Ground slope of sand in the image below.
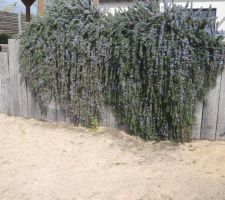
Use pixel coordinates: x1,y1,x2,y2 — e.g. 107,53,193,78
0,113,225,200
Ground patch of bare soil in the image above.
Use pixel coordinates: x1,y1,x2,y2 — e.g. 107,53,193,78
0,113,225,200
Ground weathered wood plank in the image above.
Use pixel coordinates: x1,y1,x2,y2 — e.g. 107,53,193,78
192,102,203,140
19,75,29,118
215,70,225,141
201,74,222,140
0,52,10,114
56,101,66,122
27,89,43,119
8,40,20,116
8,39,28,117
0,53,6,113
46,100,57,121
100,106,117,128
26,86,42,119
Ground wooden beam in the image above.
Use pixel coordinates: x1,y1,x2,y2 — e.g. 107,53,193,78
25,6,31,22
38,0,46,16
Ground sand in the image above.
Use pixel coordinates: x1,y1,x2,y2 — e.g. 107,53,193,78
0,113,225,200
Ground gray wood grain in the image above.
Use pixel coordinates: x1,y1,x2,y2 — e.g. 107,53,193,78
192,102,203,140
215,70,225,141
46,100,57,121
0,52,10,114
27,87,42,119
8,39,20,116
201,74,222,140
8,39,28,117
56,101,66,122
100,106,117,128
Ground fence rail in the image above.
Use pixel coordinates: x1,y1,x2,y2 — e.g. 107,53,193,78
0,39,224,141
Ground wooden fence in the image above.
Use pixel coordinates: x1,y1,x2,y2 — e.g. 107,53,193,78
0,39,225,141
0,40,117,127
0,11,26,34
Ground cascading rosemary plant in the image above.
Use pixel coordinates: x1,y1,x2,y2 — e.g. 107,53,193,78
19,0,225,142
20,0,107,125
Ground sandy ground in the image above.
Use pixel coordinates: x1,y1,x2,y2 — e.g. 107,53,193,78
0,114,225,200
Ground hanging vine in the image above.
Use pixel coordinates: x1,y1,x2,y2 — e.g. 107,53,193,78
20,0,225,141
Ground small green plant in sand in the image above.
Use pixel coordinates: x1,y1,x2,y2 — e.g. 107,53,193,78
90,116,99,132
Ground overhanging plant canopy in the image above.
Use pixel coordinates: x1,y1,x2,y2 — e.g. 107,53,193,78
19,0,225,141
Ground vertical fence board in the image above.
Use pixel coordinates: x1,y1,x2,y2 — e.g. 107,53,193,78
201,74,222,140
192,102,203,140
65,108,71,123
0,52,10,114
0,53,5,112
46,100,57,121
8,39,28,117
100,106,117,128
100,106,110,127
215,70,225,141
8,40,20,116
27,88,42,119
19,75,29,118
56,102,66,122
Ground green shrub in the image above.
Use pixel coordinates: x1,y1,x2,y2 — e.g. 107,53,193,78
19,0,225,142
90,116,99,131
